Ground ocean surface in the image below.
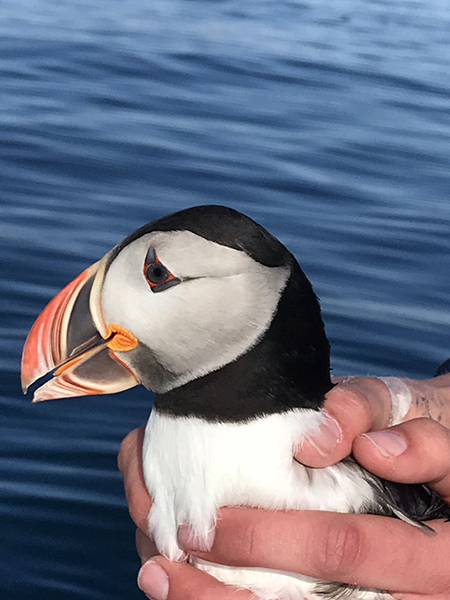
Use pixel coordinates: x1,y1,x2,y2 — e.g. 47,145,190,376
1,0,450,598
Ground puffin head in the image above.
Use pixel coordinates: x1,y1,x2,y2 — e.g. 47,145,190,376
22,206,332,418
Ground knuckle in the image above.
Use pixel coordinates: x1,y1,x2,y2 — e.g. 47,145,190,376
316,519,367,580
327,386,372,433
334,377,391,431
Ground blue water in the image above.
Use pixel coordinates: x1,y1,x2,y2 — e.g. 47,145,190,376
1,0,450,598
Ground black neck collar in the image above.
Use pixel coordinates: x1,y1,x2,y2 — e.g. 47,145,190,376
155,262,333,423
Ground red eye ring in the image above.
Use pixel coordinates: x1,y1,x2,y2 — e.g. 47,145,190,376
143,252,180,292
146,261,170,286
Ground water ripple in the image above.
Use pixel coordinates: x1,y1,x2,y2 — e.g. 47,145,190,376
1,0,450,598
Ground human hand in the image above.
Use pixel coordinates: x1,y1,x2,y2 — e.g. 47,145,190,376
297,374,450,468
118,376,450,600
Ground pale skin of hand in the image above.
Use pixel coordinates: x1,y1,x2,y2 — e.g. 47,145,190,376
118,375,450,600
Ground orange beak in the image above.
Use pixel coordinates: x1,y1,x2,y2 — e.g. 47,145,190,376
21,256,139,403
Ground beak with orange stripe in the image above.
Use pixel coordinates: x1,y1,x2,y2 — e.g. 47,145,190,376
21,255,140,403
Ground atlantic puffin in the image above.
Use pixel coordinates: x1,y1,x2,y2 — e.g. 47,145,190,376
21,205,450,600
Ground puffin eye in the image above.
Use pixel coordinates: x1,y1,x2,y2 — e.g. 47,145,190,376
144,248,180,293
146,263,169,284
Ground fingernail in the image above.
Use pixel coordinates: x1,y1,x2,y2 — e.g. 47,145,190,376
178,524,215,552
137,560,169,600
362,431,408,457
304,412,342,457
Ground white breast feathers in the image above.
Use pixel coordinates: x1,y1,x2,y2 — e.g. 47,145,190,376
142,409,391,600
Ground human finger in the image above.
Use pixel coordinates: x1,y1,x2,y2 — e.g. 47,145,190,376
394,593,450,600
297,377,392,467
136,528,158,564
185,507,450,595
118,424,151,533
137,555,255,600
403,374,450,429
353,417,450,501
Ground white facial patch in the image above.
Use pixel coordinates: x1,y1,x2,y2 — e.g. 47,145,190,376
101,231,290,391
